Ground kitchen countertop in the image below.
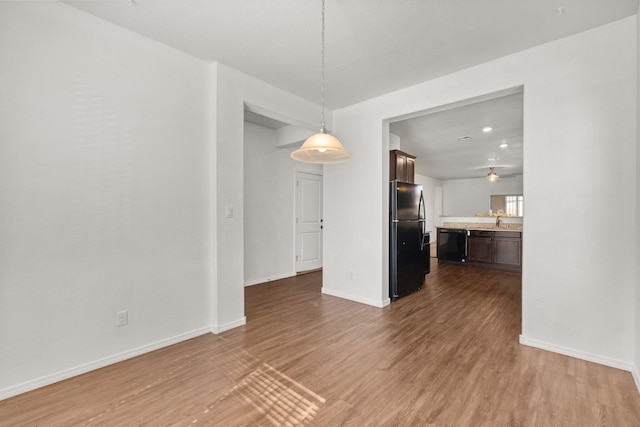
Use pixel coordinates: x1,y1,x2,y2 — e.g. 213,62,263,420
438,222,523,232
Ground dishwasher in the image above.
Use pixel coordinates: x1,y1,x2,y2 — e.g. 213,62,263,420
437,228,468,265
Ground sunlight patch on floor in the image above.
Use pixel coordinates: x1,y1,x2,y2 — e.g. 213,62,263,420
228,363,325,426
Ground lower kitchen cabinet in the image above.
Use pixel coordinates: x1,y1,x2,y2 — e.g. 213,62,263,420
493,232,522,268
468,231,492,263
468,230,521,272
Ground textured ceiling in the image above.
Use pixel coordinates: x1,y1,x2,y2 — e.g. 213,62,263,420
61,0,637,179
64,0,638,110
390,90,523,180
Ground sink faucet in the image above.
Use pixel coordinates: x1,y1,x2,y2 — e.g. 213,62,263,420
495,215,501,228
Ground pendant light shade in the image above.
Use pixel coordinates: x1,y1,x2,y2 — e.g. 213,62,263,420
291,0,351,164
487,167,499,182
291,128,352,164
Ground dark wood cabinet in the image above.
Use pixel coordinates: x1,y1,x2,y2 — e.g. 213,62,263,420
468,231,492,263
493,232,522,268
468,230,521,271
390,150,416,183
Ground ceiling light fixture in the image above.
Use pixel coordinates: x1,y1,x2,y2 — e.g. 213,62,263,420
499,142,508,148
487,167,499,182
291,0,351,164
482,126,493,133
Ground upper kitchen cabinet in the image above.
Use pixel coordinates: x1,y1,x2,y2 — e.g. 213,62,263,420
390,150,416,183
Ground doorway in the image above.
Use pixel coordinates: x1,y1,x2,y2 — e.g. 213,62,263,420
386,86,524,305
243,110,322,287
388,87,524,239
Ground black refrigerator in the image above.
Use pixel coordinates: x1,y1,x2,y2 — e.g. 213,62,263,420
390,180,430,301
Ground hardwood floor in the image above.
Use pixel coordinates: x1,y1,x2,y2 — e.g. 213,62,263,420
3,259,640,426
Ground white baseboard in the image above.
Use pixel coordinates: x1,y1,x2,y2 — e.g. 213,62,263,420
244,272,296,287
633,366,640,395
0,327,211,401
321,287,389,308
211,316,246,334
519,335,633,372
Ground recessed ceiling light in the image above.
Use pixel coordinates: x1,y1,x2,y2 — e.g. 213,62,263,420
499,143,508,148
456,136,471,141
488,157,499,161
482,126,493,133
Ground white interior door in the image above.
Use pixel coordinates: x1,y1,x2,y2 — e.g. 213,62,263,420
295,171,323,272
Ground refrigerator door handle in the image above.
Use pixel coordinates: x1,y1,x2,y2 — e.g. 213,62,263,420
418,190,427,237
420,233,430,251
390,180,398,222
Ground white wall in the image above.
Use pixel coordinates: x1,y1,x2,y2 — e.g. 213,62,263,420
243,122,321,285
326,17,637,368
211,63,327,331
442,175,523,216
389,132,401,150
1,0,637,400
0,2,212,398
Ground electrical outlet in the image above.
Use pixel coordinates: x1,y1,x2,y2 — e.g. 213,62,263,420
116,310,128,327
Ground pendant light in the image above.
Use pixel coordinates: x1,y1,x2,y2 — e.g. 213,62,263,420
291,0,351,164
487,167,499,182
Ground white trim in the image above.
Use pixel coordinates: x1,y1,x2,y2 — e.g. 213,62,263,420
519,335,633,372
244,272,296,287
211,316,246,334
295,168,323,177
322,287,390,308
0,328,211,401
633,366,640,395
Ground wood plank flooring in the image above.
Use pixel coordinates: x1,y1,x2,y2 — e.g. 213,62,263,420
3,259,640,426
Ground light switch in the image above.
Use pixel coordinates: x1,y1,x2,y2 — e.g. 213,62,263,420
225,205,234,218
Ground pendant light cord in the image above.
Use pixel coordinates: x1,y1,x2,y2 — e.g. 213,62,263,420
320,0,326,133
290,0,351,163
